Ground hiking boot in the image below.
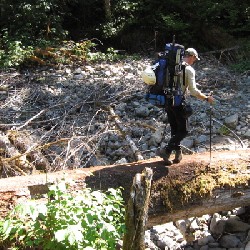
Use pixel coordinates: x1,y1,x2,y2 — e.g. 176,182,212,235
156,148,172,165
173,150,182,164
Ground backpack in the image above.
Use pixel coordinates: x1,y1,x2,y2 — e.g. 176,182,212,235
144,37,185,107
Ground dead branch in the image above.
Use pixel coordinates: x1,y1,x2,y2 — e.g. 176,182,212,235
7,130,50,170
1,136,69,165
201,46,240,55
16,109,46,131
105,106,144,161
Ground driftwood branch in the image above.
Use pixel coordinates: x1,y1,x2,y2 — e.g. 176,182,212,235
123,167,153,250
0,129,70,175
106,106,144,161
0,134,32,176
2,137,69,164
201,46,240,55
16,109,46,131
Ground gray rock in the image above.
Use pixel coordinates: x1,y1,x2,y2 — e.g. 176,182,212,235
73,73,85,80
211,220,226,236
207,248,226,250
198,235,215,246
244,129,250,138
245,241,250,250
148,128,164,146
181,137,194,148
219,235,241,248
210,213,221,232
135,106,150,117
231,207,246,216
194,135,208,144
114,158,128,164
156,235,175,249
224,114,239,129
225,218,250,233
175,220,187,235
200,246,209,250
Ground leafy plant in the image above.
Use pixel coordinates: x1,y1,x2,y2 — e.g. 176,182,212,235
0,181,125,249
0,30,34,68
230,59,250,73
219,125,230,135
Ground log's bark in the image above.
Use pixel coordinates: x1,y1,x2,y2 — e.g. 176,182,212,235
123,168,153,250
0,150,249,226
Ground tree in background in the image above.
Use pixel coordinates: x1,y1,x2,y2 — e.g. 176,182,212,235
0,0,249,52
0,0,75,45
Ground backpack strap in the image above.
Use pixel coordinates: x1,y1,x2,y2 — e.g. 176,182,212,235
182,64,186,86
182,64,188,96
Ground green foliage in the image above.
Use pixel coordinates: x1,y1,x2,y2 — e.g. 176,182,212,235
0,38,126,68
219,125,230,136
101,0,139,38
0,0,73,43
230,59,250,73
229,40,250,73
0,0,249,56
88,47,126,62
0,181,125,249
0,30,34,68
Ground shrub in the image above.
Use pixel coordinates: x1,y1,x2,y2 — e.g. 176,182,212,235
0,181,125,249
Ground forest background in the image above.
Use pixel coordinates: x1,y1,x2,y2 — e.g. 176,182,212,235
0,0,249,69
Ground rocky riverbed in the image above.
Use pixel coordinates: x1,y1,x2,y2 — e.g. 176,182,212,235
0,54,249,170
143,207,250,250
0,54,250,249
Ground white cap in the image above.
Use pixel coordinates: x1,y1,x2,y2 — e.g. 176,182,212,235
185,48,200,60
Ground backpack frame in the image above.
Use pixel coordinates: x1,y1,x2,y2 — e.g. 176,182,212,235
145,36,186,107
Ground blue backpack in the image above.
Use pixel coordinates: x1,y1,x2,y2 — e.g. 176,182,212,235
145,39,185,107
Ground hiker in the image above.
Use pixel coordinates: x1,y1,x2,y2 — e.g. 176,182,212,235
157,48,214,165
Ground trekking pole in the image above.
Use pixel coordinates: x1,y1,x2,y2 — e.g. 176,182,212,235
208,91,213,165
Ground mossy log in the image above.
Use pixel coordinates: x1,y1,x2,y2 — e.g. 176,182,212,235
0,150,249,227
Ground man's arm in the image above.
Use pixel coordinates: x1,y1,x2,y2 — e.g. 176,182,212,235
186,66,214,104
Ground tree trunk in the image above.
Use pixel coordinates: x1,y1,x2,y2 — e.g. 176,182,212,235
123,168,153,250
104,0,112,21
0,150,249,226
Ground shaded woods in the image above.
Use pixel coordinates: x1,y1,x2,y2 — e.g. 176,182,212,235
0,0,249,53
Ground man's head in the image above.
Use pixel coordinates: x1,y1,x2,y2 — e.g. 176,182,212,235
185,48,200,61
184,48,200,65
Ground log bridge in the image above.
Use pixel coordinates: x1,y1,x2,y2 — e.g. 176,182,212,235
0,149,249,228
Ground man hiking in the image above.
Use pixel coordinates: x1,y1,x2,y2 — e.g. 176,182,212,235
157,48,214,165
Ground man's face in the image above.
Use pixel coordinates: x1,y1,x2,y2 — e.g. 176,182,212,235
189,55,198,65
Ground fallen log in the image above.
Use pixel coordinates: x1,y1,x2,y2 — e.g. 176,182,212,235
0,149,249,228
